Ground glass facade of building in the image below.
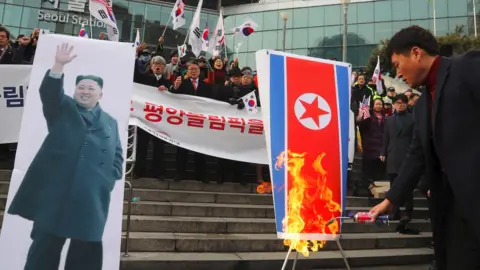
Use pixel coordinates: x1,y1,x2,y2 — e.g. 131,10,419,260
223,0,478,69
0,0,218,51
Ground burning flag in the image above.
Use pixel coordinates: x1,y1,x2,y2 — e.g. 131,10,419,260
255,50,349,256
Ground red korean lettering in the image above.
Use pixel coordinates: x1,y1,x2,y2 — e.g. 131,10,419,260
143,102,163,122
165,107,185,125
187,112,207,128
208,115,226,131
247,119,264,135
227,117,246,133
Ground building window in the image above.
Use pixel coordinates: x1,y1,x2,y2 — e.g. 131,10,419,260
392,0,410,21
447,0,468,17
374,1,392,22
308,6,324,27
410,0,430,20
3,4,23,27
247,31,262,52
263,11,279,30
357,23,374,44
308,27,325,48
324,5,341,26
375,22,393,43
292,28,308,49
357,2,374,24
324,25,342,46
262,30,277,49
21,7,40,29
293,8,308,28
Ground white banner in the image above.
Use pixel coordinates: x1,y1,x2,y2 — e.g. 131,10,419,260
131,83,267,164
0,65,30,144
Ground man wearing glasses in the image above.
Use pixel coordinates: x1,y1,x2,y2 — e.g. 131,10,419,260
380,94,419,234
170,60,213,183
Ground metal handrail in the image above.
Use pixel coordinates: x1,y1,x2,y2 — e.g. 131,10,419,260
123,125,137,257
123,180,133,257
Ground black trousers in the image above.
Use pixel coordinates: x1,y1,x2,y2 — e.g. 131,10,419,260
134,129,164,177
218,158,246,183
389,173,414,218
433,175,480,270
24,227,102,270
176,147,206,180
362,158,385,183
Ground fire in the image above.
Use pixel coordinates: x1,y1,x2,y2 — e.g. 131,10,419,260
275,150,342,257
256,181,272,194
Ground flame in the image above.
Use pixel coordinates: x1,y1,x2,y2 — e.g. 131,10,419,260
275,150,342,257
256,181,272,194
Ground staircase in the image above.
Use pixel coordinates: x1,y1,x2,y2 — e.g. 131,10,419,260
0,167,433,270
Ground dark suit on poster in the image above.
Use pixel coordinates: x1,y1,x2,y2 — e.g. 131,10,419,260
8,45,123,270
386,52,480,269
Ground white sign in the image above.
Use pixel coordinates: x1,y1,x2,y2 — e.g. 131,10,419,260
38,11,106,27
131,83,268,165
0,34,135,270
0,65,30,144
39,0,106,27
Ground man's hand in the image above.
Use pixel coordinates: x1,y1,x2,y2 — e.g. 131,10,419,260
427,190,430,198
380,156,385,162
173,77,182,89
369,199,393,220
158,36,164,44
158,85,167,91
19,36,31,46
52,43,77,73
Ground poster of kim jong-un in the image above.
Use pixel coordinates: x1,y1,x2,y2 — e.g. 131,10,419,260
0,34,135,270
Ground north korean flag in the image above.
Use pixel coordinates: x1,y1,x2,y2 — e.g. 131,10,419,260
256,51,350,241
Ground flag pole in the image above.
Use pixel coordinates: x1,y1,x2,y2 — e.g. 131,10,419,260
433,0,437,36
89,15,94,38
474,0,478,37
161,16,173,37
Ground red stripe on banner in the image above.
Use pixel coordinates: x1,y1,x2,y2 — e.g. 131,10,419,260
285,57,342,237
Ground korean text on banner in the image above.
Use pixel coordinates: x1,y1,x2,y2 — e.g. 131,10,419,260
0,65,30,144
256,50,350,248
0,34,136,270
130,83,268,165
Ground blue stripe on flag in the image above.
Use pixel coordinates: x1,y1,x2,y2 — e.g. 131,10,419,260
269,54,286,234
335,64,350,226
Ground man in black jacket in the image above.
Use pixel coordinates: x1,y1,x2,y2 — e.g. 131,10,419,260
370,25,480,270
0,26,27,64
380,94,418,234
170,60,213,183
133,55,172,180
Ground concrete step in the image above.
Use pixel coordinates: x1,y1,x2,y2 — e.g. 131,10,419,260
121,232,432,253
0,182,8,194
123,215,432,234
119,248,433,270
128,188,273,205
119,201,431,220
130,178,260,194
0,170,11,182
